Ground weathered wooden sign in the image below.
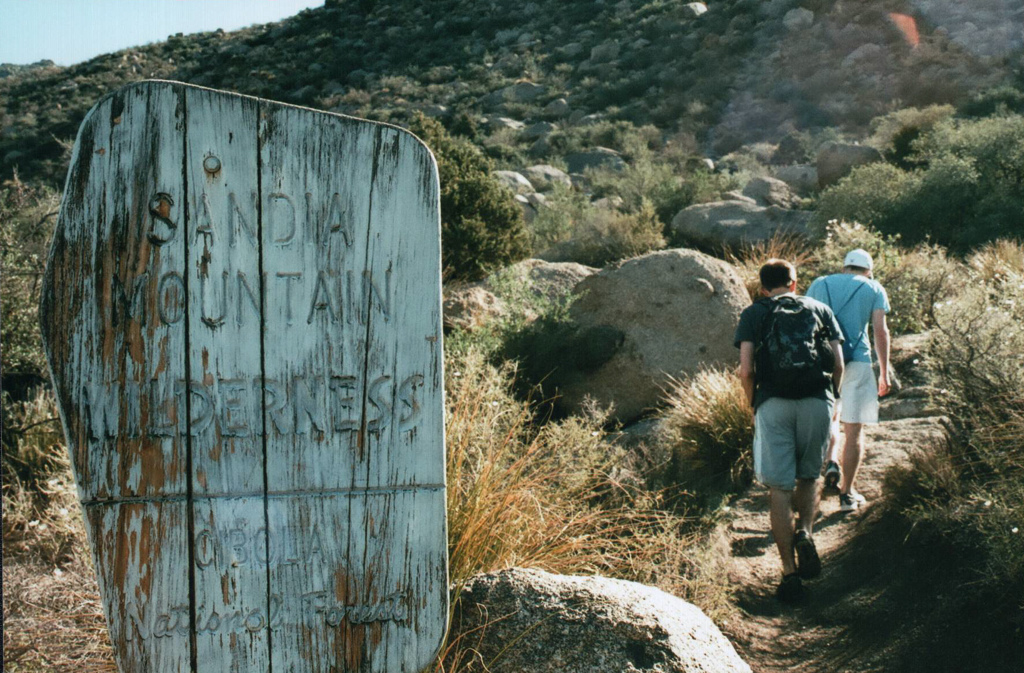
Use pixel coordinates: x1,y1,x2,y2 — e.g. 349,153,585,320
40,80,447,672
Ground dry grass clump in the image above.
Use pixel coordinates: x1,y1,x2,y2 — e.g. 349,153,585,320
726,230,816,301
3,390,117,672
658,368,754,504
3,558,116,673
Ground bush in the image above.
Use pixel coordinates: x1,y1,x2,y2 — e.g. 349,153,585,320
408,114,529,281
0,176,59,382
529,189,666,267
883,250,1024,668
815,115,1024,251
657,368,753,510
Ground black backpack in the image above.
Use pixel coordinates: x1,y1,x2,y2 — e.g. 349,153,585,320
756,296,835,399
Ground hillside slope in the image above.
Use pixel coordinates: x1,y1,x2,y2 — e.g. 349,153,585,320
3,0,1021,186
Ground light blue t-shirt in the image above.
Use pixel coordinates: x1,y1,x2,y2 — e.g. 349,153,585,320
806,274,890,363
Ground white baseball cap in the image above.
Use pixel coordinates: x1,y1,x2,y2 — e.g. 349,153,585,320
843,248,873,270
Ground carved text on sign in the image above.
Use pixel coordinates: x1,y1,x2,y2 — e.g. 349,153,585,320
82,373,425,439
125,591,410,641
110,268,391,328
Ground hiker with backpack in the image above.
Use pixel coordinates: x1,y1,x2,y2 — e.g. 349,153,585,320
735,259,844,602
806,249,891,513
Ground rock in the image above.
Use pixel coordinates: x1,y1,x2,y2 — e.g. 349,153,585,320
683,2,709,17
783,8,814,30
443,285,504,332
770,134,810,165
593,195,625,210
558,249,750,423
741,176,800,208
816,142,884,188
508,81,547,102
419,104,450,119
490,258,597,303
561,42,586,58
544,97,571,118
670,201,811,249
722,191,759,205
449,568,752,673
494,170,535,195
566,147,626,174
522,164,572,191
522,121,557,140
590,40,621,63
576,113,607,127
515,194,539,224
842,43,883,68
482,81,547,108
515,193,549,225
487,116,526,132
770,164,818,196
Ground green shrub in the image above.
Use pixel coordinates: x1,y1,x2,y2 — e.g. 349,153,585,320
867,105,955,169
408,114,529,281
816,115,1024,251
0,176,59,381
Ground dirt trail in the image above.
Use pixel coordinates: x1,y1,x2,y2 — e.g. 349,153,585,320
720,357,948,673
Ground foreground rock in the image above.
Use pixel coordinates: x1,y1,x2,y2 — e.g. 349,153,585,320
448,568,751,673
670,200,811,249
558,249,749,423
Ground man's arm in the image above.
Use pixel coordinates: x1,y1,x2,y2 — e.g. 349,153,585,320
830,338,844,397
739,341,756,408
872,308,890,396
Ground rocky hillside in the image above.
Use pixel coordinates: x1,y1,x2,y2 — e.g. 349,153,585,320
3,0,1021,186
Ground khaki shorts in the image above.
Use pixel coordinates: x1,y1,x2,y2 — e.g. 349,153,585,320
838,361,879,424
753,396,833,491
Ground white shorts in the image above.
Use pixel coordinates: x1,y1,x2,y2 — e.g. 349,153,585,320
837,361,879,424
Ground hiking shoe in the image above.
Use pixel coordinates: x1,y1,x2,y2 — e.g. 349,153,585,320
839,493,860,512
776,573,803,603
849,490,867,505
823,461,841,489
794,530,822,580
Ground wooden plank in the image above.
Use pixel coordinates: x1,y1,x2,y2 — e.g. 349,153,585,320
42,80,447,673
184,87,270,671
42,81,193,672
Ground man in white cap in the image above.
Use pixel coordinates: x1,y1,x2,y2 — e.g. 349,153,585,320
806,248,891,512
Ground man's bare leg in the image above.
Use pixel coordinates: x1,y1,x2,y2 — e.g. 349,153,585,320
840,422,864,494
794,478,819,534
769,487,797,576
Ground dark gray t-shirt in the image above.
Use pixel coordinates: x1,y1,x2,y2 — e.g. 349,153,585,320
733,293,843,409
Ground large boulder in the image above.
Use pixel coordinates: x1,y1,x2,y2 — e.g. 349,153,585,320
448,568,751,673
558,249,749,423
670,201,811,249
816,142,884,188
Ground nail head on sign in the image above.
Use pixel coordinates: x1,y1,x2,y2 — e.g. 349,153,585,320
203,155,222,175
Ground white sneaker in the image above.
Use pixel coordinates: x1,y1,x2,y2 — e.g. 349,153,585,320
849,490,867,505
839,493,860,512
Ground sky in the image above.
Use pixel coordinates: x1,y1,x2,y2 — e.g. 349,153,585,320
0,0,324,67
